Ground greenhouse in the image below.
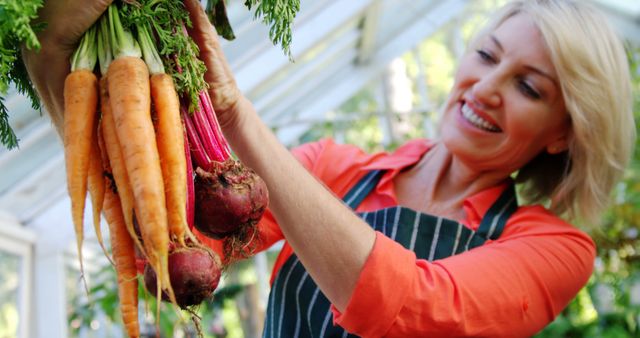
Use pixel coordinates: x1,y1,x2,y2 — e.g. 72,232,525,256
0,0,639,337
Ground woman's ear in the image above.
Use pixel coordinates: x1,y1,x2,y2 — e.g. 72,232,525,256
546,116,572,155
546,137,569,154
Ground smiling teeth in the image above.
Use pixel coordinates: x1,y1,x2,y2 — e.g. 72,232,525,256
461,104,500,132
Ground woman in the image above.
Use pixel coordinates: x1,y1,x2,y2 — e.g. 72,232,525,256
23,0,635,336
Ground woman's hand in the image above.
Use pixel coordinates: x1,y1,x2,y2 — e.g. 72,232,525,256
22,0,112,133
183,0,244,130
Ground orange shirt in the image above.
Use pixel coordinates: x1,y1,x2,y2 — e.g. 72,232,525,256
196,138,596,337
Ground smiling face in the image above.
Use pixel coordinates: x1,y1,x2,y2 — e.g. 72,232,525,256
440,13,570,175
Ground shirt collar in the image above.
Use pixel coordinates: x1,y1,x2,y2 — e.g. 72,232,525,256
359,139,514,226
462,179,514,228
360,139,434,171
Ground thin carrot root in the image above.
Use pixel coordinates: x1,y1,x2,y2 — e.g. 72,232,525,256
98,101,139,337
103,180,140,338
63,68,99,295
87,124,113,266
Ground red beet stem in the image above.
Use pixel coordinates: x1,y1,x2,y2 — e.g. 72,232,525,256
177,23,231,165
183,128,195,229
192,100,221,162
199,91,231,160
183,107,210,168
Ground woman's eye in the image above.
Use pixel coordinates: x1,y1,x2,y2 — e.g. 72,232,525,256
518,81,541,99
476,49,495,63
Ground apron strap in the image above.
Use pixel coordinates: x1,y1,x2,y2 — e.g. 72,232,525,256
475,183,518,240
342,170,386,209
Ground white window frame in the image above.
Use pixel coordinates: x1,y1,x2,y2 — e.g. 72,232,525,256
0,213,36,338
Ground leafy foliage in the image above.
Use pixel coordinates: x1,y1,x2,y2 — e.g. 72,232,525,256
0,0,44,149
120,0,209,111
243,0,299,60
204,0,300,59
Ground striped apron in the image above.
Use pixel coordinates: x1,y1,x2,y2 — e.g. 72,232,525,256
263,170,518,338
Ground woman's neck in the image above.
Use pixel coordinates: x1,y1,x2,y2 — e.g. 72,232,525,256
394,141,510,220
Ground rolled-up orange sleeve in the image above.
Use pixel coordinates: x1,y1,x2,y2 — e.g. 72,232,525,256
331,232,417,337
333,207,596,337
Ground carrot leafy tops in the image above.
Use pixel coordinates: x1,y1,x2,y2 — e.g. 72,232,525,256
0,0,44,149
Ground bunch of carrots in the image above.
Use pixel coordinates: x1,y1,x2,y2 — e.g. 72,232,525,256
62,1,268,336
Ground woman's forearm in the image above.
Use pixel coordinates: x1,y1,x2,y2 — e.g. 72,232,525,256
183,0,374,310
224,97,376,311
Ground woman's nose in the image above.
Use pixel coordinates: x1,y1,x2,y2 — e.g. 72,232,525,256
471,71,502,108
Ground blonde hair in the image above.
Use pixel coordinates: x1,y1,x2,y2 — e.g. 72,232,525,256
470,0,636,225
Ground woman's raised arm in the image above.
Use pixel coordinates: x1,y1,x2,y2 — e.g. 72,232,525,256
184,0,378,311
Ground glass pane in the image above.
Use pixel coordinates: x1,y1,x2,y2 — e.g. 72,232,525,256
0,250,20,338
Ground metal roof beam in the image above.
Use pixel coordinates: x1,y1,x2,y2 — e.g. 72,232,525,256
234,0,374,93
256,30,361,121
356,0,383,65
273,0,469,144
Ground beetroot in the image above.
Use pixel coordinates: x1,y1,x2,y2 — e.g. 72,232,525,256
144,246,222,308
194,159,268,239
182,90,269,243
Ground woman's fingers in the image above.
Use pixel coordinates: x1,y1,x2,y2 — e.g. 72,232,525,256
36,0,113,51
183,0,241,120
22,0,112,133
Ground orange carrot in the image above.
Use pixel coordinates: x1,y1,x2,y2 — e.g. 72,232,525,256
107,55,170,296
107,7,171,297
151,73,194,246
99,76,146,258
137,19,195,247
103,178,140,338
106,6,176,317
98,110,139,337
63,26,98,290
87,121,112,264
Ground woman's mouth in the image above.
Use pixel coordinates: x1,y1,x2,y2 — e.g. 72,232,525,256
461,103,501,132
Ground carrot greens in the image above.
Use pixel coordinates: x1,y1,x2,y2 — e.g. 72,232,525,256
205,0,300,59
120,0,207,110
0,0,301,149
0,0,44,149
243,0,300,59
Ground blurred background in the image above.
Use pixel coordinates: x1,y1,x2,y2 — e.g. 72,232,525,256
0,0,638,337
